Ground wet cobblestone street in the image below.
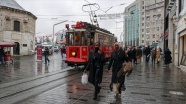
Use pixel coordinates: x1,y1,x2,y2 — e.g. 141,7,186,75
14,59,186,104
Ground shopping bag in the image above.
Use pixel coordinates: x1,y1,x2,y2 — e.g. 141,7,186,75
113,83,119,93
81,73,88,84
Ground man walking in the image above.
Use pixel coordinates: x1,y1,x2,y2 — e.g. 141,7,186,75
44,47,50,64
0,47,5,66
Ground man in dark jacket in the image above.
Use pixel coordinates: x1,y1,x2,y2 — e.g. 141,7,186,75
145,46,151,63
44,47,50,64
0,47,5,65
84,42,105,100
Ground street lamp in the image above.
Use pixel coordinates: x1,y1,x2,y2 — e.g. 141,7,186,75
52,20,68,51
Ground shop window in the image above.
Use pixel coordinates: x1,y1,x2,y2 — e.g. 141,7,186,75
181,56,186,65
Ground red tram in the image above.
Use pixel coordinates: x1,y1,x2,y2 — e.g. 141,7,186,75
65,21,115,67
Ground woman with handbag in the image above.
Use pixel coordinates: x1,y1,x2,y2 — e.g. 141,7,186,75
84,42,105,100
107,42,126,98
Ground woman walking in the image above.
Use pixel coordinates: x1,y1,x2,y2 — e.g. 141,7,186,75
156,48,161,64
151,48,156,64
107,42,126,98
84,42,105,100
164,48,172,66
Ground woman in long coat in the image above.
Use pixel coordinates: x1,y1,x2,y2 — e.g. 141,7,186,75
107,42,126,98
84,42,105,100
164,48,172,65
156,48,161,64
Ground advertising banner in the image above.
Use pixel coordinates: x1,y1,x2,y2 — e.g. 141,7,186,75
37,45,42,61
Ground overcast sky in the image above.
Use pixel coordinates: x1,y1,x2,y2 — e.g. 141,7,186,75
15,0,134,40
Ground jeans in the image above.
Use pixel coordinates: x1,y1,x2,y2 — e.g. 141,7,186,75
45,55,50,64
1,56,5,65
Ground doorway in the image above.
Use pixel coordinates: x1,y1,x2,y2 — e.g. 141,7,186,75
13,42,20,55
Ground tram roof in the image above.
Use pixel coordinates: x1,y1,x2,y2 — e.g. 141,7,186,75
81,22,113,35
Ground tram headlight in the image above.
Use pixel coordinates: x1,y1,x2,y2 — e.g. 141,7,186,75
72,52,76,57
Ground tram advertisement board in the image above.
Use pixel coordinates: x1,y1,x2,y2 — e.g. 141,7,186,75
37,45,42,60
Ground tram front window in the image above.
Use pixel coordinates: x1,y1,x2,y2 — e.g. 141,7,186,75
66,32,80,46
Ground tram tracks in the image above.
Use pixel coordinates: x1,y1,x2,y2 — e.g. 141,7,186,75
0,67,81,104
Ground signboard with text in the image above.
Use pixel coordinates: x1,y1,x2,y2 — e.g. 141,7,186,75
37,45,42,61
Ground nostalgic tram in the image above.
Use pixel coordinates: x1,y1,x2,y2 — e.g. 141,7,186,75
65,21,115,67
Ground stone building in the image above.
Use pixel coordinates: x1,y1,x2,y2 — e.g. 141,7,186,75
144,0,164,49
0,0,37,55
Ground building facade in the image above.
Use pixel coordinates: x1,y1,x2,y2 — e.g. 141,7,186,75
124,0,165,47
175,0,186,68
164,0,177,64
0,0,37,56
144,0,164,48
124,0,141,47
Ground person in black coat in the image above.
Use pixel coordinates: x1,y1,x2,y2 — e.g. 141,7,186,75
44,47,50,64
0,47,5,65
107,42,126,98
164,48,172,65
132,46,137,64
145,46,151,63
84,42,105,100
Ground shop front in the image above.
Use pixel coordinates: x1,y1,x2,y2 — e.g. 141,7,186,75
180,35,186,66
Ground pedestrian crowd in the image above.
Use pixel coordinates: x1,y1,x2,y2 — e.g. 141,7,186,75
83,42,172,100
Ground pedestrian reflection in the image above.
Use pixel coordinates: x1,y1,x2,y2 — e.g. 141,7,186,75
36,62,42,75
45,64,49,73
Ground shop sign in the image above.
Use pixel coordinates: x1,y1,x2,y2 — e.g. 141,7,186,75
37,44,42,61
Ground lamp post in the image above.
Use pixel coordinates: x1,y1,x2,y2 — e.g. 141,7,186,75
52,20,68,51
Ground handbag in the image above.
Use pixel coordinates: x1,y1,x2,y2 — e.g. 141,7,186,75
117,62,132,77
81,73,88,84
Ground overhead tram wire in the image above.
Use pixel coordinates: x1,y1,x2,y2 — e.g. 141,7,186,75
35,2,132,17
83,0,132,28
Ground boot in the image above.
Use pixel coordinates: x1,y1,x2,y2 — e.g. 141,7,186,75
97,86,101,94
93,92,97,100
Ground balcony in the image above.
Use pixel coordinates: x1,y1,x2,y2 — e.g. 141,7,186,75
146,2,164,10
167,0,176,11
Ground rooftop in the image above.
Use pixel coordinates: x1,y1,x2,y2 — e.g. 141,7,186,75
0,0,25,11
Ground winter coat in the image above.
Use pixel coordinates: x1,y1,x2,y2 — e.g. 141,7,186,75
156,50,161,59
136,48,142,58
164,50,172,64
44,48,49,56
145,47,151,55
151,49,156,58
127,50,133,62
86,49,105,85
108,48,126,83
0,49,5,57
132,49,137,59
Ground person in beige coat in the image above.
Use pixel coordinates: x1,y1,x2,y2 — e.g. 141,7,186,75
156,48,161,64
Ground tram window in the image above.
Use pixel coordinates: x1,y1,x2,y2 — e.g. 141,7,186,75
90,33,94,45
98,38,103,44
74,32,80,46
81,32,87,46
69,33,74,45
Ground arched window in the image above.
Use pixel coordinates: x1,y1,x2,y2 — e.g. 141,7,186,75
14,21,20,31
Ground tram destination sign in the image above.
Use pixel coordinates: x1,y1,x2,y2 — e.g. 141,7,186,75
98,13,129,20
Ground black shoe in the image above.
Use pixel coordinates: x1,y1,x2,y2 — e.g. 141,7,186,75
93,94,97,100
109,83,113,91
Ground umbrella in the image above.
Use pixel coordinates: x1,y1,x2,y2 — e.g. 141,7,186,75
60,40,66,44
0,41,16,47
